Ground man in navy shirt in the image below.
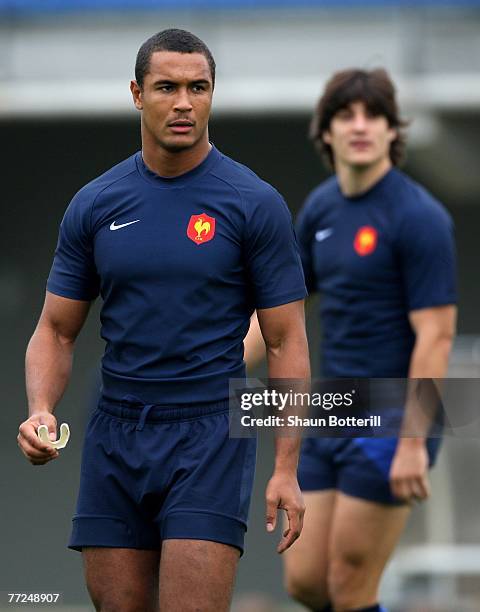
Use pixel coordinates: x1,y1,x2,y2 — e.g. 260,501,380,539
17,29,308,611
246,69,456,612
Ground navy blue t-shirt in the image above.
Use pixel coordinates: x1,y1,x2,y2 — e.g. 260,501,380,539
47,145,307,403
296,168,456,378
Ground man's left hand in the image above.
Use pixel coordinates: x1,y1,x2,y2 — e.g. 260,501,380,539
265,471,305,553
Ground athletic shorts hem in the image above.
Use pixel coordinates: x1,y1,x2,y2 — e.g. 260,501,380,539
69,543,159,552
337,471,407,506
298,468,336,492
68,514,159,552
299,470,406,506
162,510,246,555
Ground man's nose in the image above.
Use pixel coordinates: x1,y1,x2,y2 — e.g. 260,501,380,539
174,88,193,112
352,113,368,131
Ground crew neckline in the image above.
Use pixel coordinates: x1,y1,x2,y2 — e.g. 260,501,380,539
136,144,221,189
336,167,397,202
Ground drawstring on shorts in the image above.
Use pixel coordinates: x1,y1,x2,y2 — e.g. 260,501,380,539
136,404,155,431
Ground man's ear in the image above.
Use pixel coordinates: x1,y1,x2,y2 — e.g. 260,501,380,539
322,130,332,145
130,80,143,111
387,127,397,144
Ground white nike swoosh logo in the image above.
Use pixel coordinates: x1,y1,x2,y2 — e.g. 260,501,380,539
315,228,333,242
110,219,140,231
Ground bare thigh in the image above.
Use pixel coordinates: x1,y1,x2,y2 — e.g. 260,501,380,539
328,492,411,607
82,548,160,612
283,490,336,605
159,539,240,612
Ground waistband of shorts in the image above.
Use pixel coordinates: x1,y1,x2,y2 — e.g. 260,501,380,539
97,396,230,423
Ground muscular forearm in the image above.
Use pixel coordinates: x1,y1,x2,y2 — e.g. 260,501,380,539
266,334,310,380
399,334,453,445
267,333,310,472
258,302,308,549
273,437,301,473
26,325,74,415
20,293,89,465
265,337,308,552
408,334,453,379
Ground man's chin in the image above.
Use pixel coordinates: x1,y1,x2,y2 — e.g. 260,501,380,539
160,136,197,153
348,155,383,170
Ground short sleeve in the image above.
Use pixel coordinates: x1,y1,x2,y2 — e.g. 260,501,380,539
295,199,316,293
47,190,100,301
245,188,307,309
397,202,457,311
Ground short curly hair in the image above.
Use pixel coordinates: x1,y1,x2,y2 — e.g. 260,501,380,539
135,29,216,90
309,68,408,168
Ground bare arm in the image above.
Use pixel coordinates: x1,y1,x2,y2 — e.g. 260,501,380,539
244,297,313,371
257,300,310,552
407,305,456,378
390,304,457,501
243,312,266,371
19,291,91,465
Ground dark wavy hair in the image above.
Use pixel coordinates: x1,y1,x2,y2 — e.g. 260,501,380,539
135,29,216,90
309,68,408,168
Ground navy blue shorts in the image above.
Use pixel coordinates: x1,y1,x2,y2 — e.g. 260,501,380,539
298,437,441,505
69,398,256,554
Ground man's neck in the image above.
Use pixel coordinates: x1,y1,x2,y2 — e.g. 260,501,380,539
336,157,392,198
142,137,211,178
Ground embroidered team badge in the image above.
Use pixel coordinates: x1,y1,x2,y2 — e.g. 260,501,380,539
354,226,378,256
187,213,216,245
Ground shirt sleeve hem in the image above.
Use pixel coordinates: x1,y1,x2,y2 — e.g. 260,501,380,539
255,288,308,310
46,283,98,302
407,296,457,312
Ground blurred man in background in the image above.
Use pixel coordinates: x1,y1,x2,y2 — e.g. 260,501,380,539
17,28,308,612
246,68,456,612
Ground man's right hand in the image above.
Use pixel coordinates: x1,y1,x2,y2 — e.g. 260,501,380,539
18,413,59,465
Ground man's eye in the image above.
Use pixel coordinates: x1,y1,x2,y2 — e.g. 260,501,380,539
192,85,205,92
158,85,173,92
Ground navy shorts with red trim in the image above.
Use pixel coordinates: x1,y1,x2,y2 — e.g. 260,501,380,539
69,398,256,554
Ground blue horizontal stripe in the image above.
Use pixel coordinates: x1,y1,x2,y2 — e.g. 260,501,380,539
2,0,480,14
